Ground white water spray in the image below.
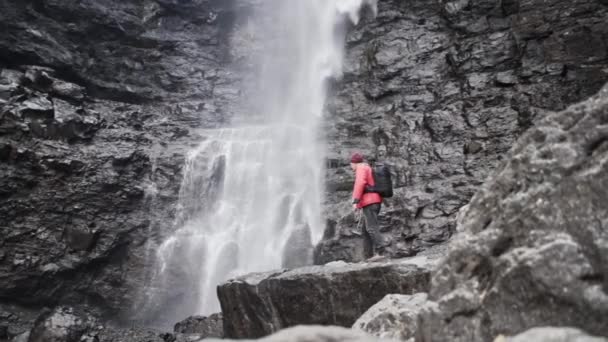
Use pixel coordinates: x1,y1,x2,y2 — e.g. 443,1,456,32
154,0,376,317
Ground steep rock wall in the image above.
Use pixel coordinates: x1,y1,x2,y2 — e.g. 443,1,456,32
0,0,246,333
318,0,608,262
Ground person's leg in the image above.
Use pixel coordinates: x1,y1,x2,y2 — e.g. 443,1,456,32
362,203,384,255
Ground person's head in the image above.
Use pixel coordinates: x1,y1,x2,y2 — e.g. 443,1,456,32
350,152,364,170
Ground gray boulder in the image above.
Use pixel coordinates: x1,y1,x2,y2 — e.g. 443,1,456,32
353,294,436,341
174,313,223,338
498,327,608,342
218,256,438,338
202,325,391,342
357,83,608,341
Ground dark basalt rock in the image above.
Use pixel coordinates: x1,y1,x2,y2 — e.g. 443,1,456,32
28,306,97,342
173,313,223,338
356,84,608,341
0,0,245,331
321,0,608,263
218,256,438,339
0,0,607,337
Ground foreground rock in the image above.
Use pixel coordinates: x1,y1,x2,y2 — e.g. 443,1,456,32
356,84,608,341
174,313,223,338
203,325,389,342
353,294,435,341
218,256,438,338
498,327,608,342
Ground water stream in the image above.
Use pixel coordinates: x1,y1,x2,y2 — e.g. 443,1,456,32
151,0,376,320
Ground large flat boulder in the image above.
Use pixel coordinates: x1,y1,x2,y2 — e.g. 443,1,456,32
202,325,390,342
355,84,608,341
218,256,438,338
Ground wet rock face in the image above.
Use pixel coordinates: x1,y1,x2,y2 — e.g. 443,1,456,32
28,306,97,342
218,257,437,339
320,0,608,262
425,83,608,340
356,84,608,341
173,313,223,338
0,0,245,330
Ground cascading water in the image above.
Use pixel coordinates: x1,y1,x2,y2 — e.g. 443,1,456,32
150,0,376,320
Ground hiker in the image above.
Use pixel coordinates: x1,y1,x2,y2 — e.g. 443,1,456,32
350,152,387,260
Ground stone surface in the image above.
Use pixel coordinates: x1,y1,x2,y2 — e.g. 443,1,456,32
27,306,97,342
498,327,608,342
0,0,608,338
0,0,247,331
357,84,608,341
319,0,608,263
174,313,223,338
202,325,390,342
218,256,437,339
352,293,436,341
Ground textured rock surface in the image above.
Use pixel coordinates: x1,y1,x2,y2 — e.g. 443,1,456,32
218,256,437,339
1,0,608,338
352,293,435,341
357,84,608,341
318,0,608,263
498,327,608,342
0,0,247,331
27,306,97,342
174,313,223,338
203,325,390,342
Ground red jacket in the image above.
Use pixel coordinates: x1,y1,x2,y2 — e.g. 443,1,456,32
352,163,382,209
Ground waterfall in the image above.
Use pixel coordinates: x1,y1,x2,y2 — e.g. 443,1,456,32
150,0,376,320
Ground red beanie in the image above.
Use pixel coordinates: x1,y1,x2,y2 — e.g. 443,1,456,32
350,152,364,163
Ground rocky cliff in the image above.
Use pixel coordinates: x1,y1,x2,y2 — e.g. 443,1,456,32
353,82,608,341
319,0,608,262
1,0,608,340
0,0,247,335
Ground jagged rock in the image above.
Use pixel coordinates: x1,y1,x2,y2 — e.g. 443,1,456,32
19,96,53,119
0,0,607,336
218,256,438,338
497,327,608,342
355,84,608,341
423,83,608,340
174,313,223,338
63,226,97,251
51,80,85,101
352,293,436,341
0,0,242,328
203,325,389,342
27,306,97,342
321,0,608,263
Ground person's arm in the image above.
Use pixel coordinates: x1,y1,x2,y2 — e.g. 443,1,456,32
352,166,366,207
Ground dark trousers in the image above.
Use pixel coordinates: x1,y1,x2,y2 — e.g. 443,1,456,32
362,203,385,254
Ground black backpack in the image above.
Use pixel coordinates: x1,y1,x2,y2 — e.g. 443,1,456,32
364,163,393,198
